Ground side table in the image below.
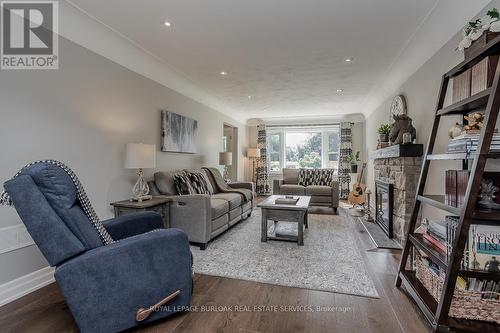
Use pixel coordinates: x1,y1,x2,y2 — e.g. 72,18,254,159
110,197,171,228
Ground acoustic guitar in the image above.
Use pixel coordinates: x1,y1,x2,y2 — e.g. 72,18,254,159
348,163,367,206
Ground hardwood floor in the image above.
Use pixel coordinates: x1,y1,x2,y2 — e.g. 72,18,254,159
0,204,431,333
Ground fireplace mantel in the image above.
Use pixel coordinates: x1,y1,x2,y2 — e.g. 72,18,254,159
369,144,423,160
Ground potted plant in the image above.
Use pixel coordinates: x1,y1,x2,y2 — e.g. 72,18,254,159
378,124,391,143
348,151,360,173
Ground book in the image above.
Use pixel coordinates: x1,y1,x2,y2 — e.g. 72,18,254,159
456,170,470,205
275,196,299,205
445,170,457,204
423,233,447,252
468,225,500,272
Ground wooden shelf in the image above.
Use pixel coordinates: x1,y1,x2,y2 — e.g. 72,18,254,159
417,195,500,222
437,89,491,116
410,234,448,269
442,318,500,333
459,269,500,281
398,35,500,333
418,195,462,215
426,152,500,160
369,144,423,159
399,270,437,326
446,34,500,77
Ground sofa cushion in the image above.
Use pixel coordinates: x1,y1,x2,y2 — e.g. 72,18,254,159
305,185,332,196
173,174,196,195
210,198,229,219
154,171,185,195
282,168,299,184
187,171,212,194
184,169,215,194
298,169,335,186
280,184,305,195
211,193,242,210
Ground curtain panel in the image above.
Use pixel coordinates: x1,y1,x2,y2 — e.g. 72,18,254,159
338,122,353,199
256,124,270,195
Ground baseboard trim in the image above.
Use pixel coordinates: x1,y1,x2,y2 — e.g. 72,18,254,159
0,266,55,307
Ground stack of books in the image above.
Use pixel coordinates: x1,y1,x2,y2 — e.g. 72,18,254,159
423,220,447,253
445,170,470,206
448,132,500,153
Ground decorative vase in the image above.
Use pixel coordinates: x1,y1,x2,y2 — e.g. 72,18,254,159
350,164,358,173
379,134,388,142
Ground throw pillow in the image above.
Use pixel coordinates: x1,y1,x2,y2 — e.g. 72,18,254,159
188,171,212,194
173,174,195,195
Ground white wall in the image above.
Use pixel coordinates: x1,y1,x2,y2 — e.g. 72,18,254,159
0,37,247,286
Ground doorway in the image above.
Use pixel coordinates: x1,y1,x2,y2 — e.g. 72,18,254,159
223,123,238,181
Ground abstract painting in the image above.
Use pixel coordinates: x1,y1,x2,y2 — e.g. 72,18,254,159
161,111,198,153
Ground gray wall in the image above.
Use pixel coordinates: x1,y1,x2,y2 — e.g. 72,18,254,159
0,37,247,284
364,3,500,219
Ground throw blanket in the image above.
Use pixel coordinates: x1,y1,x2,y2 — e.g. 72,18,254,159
0,160,114,245
203,167,252,202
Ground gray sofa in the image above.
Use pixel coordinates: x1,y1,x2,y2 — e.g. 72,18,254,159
273,168,339,213
149,168,253,249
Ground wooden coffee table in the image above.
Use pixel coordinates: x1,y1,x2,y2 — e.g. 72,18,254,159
257,195,311,246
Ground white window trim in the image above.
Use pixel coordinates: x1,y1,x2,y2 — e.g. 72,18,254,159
267,125,340,174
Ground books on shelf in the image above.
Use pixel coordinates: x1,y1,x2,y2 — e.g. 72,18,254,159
469,225,500,272
445,170,470,206
447,133,500,153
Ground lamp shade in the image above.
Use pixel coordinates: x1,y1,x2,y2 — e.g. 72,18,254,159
219,152,232,166
247,148,261,158
125,143,156,169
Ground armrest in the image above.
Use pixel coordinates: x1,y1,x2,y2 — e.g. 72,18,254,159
55,229,192,333
102,211,163,240
330,180,339,206
168,194,211,244
228,181,254,192
273,179,283,195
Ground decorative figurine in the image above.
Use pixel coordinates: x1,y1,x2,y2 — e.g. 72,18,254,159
463,112,484,131
389,114,417,145
477,178,500,209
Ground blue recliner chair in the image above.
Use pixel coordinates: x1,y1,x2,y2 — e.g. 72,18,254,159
2,162,193,333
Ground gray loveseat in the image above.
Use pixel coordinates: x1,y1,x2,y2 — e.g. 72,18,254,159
149,168,253,249
273,168,339,213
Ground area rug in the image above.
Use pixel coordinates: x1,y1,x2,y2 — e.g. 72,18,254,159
191,208,379,298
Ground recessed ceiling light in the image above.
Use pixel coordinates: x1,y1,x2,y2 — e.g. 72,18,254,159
163,21,172,27
220,71,227,76
247,95,252,99
345,58,353,62
336,89,343,93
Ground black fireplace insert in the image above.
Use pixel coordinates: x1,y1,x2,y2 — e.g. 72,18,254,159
375,180,394,238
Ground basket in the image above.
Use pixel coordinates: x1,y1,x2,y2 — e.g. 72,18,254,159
415,257,500,324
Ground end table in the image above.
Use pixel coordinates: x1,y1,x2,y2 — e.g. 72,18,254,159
110,197,171,228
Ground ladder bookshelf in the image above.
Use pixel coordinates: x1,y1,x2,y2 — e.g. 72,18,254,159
396,35,500,333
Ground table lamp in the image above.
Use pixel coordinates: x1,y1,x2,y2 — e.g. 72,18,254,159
219,152,232,183
125,143,156,201
247,148,261,183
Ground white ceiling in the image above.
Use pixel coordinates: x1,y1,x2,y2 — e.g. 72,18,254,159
66,0,488,122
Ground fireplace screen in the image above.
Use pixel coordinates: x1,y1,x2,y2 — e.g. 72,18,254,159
375,180,394,238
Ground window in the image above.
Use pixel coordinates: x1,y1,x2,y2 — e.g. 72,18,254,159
267,126,340,173
285,132,322,169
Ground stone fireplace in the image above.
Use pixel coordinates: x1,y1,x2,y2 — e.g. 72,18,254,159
370,145,423,245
